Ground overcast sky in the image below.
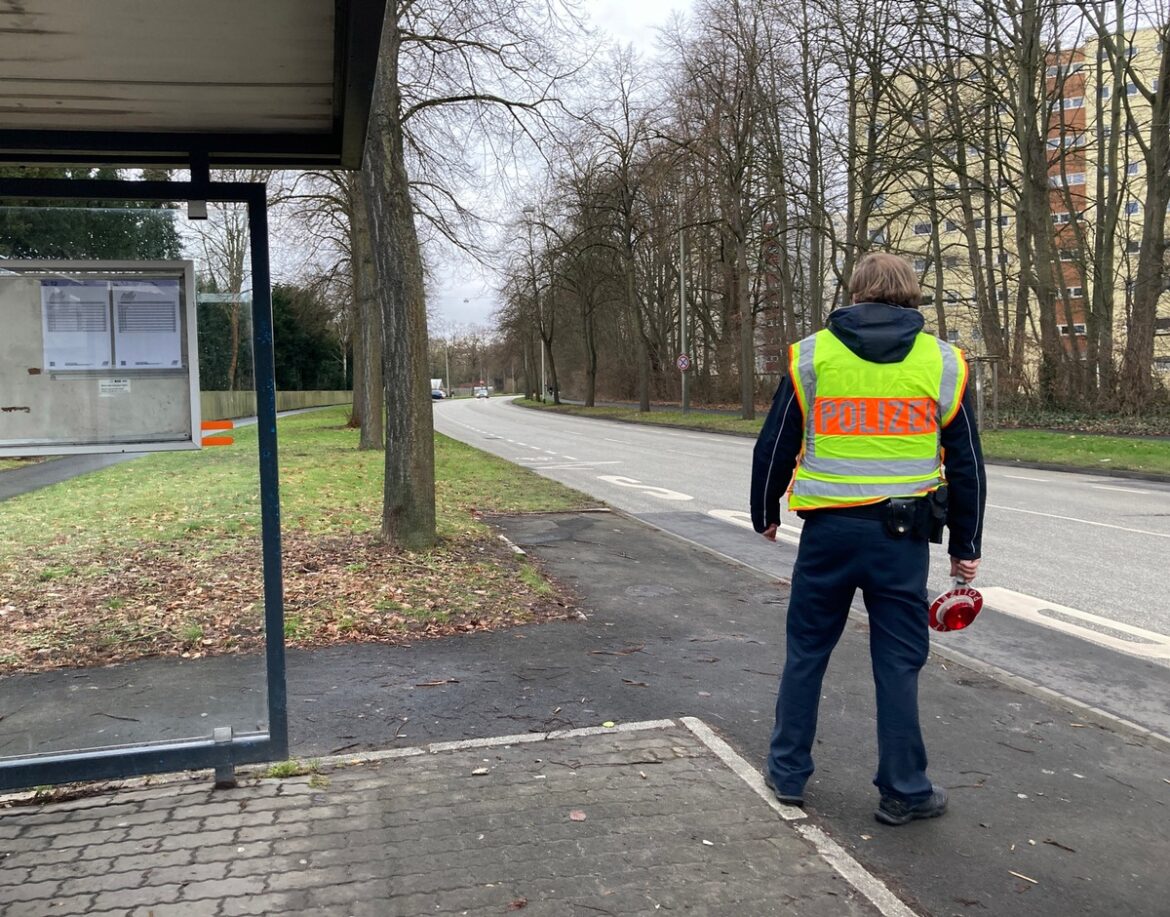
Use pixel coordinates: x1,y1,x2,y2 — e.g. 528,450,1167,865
429,0,693,334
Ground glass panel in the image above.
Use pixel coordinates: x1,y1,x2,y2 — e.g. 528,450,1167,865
0,201,269,762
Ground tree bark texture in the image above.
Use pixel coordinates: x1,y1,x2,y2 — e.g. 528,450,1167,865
362,13,436,549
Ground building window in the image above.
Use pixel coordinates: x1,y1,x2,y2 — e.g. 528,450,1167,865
944,219,959,232
997,215,1011,226
1125,201,1141,215
1058,323,1087,336
1127,239,1142,252
998,253,1011,265
1127,162,1140,176
972,218,985,230
1099,85,1111,99
947,329,961,343
921,294,934,305
1053,211,1071,224
1066,286,1084,298
1126,83,1139,95
1050,172,1086,187
913,258,929,271
1059,249,1079,261
1062,96,1084,110
944,255,961,268
913,222,932,236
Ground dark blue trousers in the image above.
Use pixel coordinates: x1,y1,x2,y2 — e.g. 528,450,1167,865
767,511,933,804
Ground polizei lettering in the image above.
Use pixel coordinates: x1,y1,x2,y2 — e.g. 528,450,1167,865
814,397,937,436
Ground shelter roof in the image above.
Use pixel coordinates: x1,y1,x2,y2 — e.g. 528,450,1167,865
0,0,385,169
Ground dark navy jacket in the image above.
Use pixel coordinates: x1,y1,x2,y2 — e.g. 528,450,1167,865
750,302,987,560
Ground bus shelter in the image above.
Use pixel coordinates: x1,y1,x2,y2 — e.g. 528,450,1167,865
0,0,385,791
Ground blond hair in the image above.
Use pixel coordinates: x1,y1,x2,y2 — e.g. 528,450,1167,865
849,253,922,308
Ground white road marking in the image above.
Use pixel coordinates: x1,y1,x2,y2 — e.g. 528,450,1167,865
986,503,1170,538
1091,484,1153,495
680,718,917,917
541,461,622,470
603,437,633,445
707,509,802,546
981,587,1170,660
1003,474,1050,483
597,475,693,501
563,455,577,461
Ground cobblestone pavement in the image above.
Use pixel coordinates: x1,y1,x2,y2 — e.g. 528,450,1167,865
0,721,888,916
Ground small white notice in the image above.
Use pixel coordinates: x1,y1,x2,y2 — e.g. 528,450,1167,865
98,378,131,397
41,279,112,371
112,279,182,369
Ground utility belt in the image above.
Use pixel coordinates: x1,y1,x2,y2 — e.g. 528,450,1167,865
797,485,947,543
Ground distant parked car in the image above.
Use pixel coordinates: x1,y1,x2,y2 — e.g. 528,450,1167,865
474,387,489,399
431,389,446,400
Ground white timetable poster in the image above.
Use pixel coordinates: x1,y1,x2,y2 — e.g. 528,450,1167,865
40,279,112,370
112,279,182,369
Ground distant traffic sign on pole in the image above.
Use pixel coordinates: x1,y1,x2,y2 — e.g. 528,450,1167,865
676,354,692,372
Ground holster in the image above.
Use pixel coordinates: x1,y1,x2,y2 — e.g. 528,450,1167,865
883,498,918,537
923,485,948,544
883,486,947,542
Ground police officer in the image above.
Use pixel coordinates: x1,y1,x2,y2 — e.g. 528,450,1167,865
750,252,986,825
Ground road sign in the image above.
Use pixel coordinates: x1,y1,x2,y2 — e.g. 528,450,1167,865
676,354,692,372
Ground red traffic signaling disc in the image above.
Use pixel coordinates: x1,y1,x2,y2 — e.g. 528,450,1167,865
929,580,984,632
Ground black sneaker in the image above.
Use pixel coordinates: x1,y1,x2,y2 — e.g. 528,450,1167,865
875,785,948,826
763,773,805,808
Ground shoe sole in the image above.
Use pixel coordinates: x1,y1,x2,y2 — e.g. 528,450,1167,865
874,804,946,826
763,776,805,808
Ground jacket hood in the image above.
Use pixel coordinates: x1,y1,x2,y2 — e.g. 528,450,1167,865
827,302,924,364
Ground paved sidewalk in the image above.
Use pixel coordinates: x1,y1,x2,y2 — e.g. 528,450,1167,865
0,721,887,916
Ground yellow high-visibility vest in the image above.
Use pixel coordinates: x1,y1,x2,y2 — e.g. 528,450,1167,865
787,328,968,511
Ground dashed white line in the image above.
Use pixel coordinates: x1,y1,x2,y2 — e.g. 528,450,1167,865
707,510,802,546
986,503,1170,538
1003,474,1050,483
1091,484,1153,495
981,587,1170,660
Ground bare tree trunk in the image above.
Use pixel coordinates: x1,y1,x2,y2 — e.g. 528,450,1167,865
352,192,384,449
1119,20,1170,410
362,12,436,550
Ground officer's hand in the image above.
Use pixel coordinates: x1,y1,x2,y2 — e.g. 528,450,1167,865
761,524,778,541
950,556,980,582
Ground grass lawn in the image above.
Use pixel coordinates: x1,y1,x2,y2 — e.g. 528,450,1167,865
0,408,599,673
513,398,1170,477
980,429,1170,476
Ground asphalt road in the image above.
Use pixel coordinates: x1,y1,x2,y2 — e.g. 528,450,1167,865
433,396,1170,740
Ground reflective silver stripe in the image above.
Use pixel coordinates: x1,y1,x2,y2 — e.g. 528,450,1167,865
798,333,819,456
802,455,942,476
937,339,961,420
791,478,940,497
